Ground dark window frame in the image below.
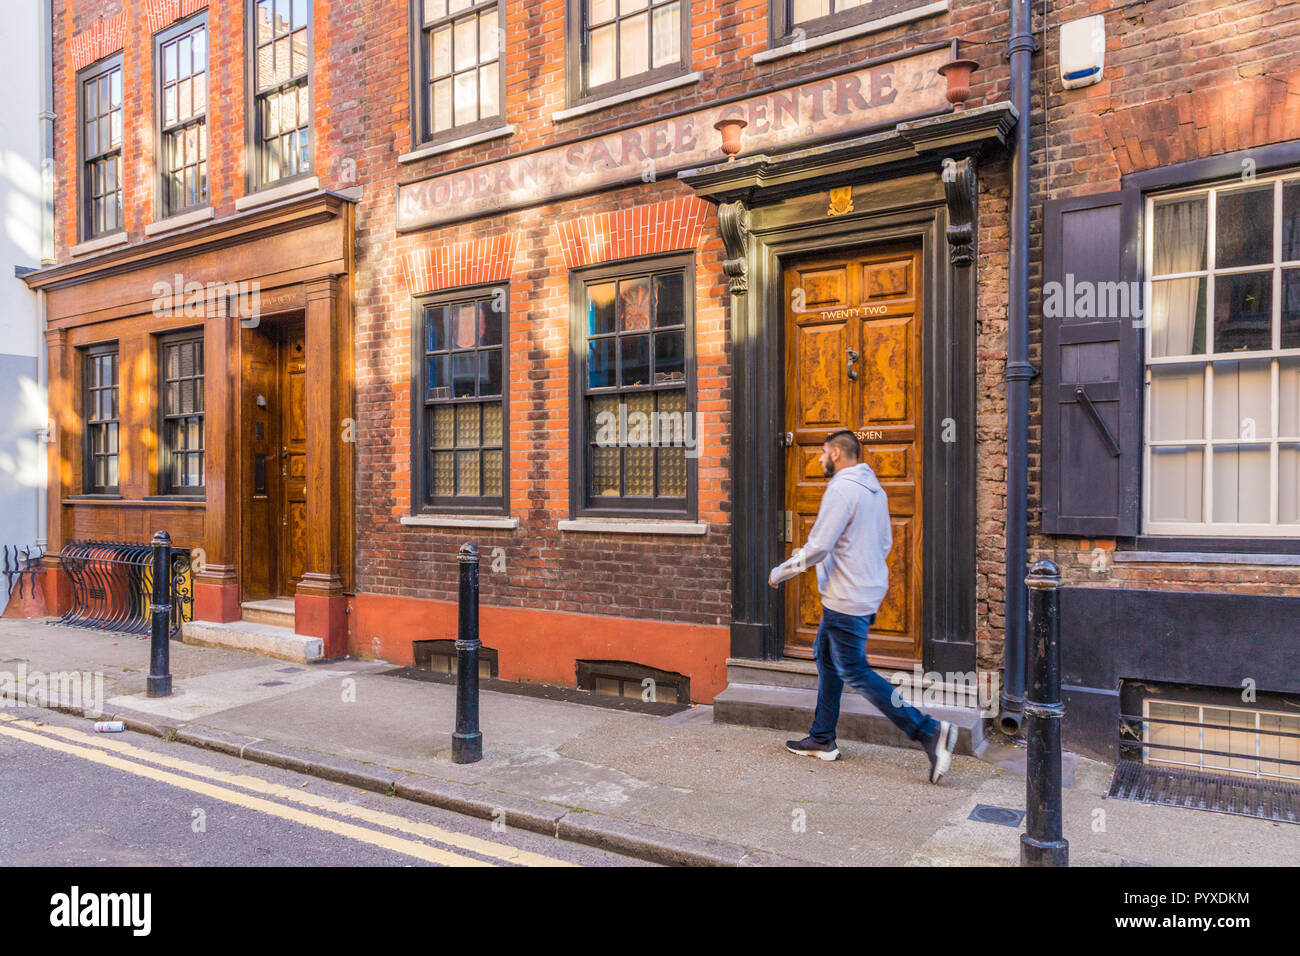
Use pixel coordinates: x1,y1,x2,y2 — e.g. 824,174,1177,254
410,283,511,516
565,0,691,107
244,0,314,193
568,253,698,520
77,53,125,242
153,13,210,219
157,328,206,496
408,0,507,149
82,343,120,496
769,0,936,48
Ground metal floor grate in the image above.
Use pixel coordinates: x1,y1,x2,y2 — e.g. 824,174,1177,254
1108,760,1300,825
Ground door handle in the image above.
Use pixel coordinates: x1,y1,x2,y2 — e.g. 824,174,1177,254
846,348,860,382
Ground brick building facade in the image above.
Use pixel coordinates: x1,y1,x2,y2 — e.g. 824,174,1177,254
23,0,1300,771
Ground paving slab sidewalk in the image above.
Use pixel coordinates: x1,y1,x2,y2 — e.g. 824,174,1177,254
3,619,1297,866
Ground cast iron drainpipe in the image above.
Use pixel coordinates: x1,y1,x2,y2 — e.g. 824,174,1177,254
1000,0,1038,737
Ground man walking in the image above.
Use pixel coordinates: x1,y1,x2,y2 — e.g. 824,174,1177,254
769,429,958,783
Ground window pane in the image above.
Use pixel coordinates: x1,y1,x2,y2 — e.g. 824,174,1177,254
479,8,499,60
619,276,651,330
431,405,454,446
454,16,477,71
657,445,687,496
1211,360,1271,441
426,355,448,396
592,444,620,496
1150,446,1203,523
624,444,654,495
455,402,480,445
588,24,615,87
431,450,454,494
591,0,616,22
478,298,502,346
653,272,684,327
1213,271,1272,352
620,334,650,386
432,26,452,75
452,352,476,397
620,12,649,78
453,70,478,125
1280,444,1300,523
425,0,447,24
1282,268,1300,350
483,448,503,496
451,302,476,349
1153,196,1207,276
433,78,453,131
654,330,684,383
1212,445,1270,524
456,450,481,496
483,402,503,444
1280,358,1300,438
479,349,502,396
588,282,616,335
479,62,500,120
588,338,616,388
1215,186,1273,269
792,0,831,24
1149,277,1206,358
651,2,679,69
1284,181,1300,263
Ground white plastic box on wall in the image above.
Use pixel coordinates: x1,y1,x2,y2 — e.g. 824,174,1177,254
1059,15,1105,90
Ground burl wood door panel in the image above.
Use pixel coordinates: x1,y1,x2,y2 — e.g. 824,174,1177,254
279,322,308,596
782,244,923,669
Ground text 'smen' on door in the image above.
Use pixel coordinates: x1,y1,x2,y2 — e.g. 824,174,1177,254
782,244,924,670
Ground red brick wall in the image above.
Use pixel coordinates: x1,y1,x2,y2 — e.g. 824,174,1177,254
52,0,343,257
1028,0,1300,603
330,0,1016,666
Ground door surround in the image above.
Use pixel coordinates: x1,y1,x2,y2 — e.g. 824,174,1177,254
725,175,978,675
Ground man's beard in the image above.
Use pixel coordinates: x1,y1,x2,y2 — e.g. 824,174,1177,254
823,460,836,479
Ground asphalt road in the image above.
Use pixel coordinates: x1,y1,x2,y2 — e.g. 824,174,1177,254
0,705,650,867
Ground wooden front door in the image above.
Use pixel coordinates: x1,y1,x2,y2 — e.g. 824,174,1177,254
278,323,308,596
240,319,308,600
782,243,924,670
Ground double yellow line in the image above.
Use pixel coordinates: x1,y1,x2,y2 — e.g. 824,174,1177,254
0,713,576,867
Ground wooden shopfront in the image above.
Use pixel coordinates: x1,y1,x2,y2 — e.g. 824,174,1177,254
24,190,355,656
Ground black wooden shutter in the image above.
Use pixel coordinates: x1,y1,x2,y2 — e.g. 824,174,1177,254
1040,189,1142,535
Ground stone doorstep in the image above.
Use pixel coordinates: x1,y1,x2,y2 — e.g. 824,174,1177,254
181,619,323,663
712,682,989,758
239,599,296,630
725,657,990,711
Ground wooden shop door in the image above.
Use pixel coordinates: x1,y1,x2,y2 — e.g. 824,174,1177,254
241,318,308,600
781,243,924,670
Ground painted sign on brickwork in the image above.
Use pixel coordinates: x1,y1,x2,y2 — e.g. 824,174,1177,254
397,46,951,231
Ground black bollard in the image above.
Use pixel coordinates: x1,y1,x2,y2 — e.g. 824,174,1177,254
452,542,482,763
1020,559,1068,866
147,531,173,698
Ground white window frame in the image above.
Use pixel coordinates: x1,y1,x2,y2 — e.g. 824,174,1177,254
1142,169,1300,537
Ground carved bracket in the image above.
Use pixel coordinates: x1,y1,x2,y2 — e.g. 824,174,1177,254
717,200,751,295
942,156,977,268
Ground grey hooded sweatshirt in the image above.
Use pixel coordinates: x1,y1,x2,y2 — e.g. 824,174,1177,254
768,461,892,617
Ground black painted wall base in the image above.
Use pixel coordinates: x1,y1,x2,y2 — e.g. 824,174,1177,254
1060,586,1300,762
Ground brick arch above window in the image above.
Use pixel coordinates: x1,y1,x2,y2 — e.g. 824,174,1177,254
398,233,521,296
555,196,710,270
1101,69,1300,176
69,12,126,70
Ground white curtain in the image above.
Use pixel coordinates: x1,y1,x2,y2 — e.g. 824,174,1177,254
1150,198,1207,357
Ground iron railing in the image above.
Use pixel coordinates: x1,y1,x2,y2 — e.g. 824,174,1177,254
56,540,193,637
2,545,43,602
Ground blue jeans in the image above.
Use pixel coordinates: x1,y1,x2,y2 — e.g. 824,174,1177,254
808,607,939,744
